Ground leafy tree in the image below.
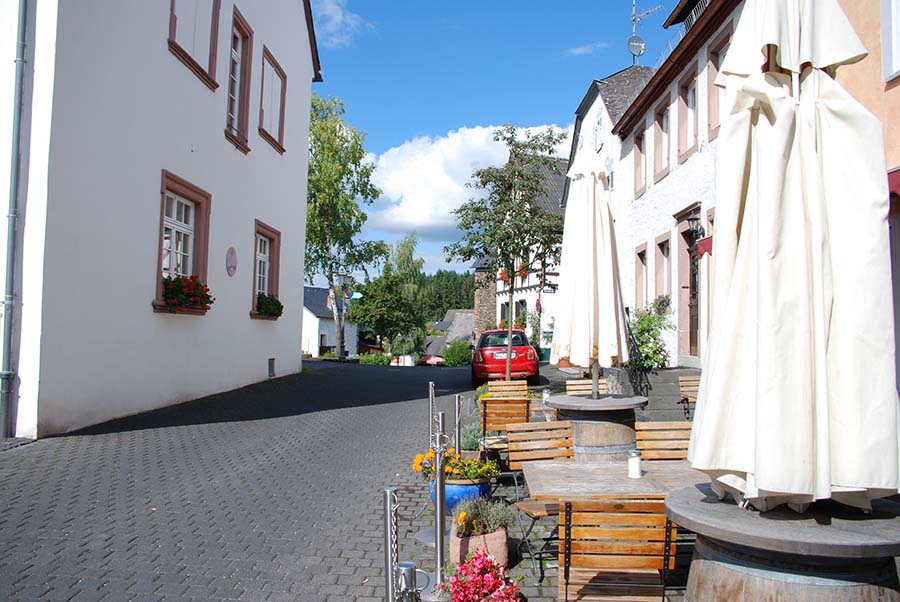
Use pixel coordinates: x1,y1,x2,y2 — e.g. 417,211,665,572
306,93,388,358
345,270,419,352
444,125,564,379
630,295,675,369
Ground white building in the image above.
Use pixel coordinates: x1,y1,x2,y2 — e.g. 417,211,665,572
611,0,743,368
0,0,321,437
301,286,359,358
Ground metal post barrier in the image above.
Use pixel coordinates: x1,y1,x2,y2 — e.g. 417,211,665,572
428,381,436,446
433,412,446,588
454,394,461,451
383,487,399,601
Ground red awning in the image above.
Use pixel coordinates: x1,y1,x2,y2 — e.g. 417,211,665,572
697,236,713,258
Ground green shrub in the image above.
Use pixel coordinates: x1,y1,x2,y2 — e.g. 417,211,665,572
630,295,675,369
443,339,473,366
255,293,284,317
321,351,336,359
358,352,391,365
460,422,482,451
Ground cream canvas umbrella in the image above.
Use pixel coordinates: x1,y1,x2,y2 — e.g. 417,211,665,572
689,0,900,511
550,150,629,395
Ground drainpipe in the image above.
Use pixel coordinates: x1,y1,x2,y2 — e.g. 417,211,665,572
2,0,29,438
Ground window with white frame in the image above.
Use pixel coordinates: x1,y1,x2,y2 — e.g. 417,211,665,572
593,109,604,152
655,104,670,176
251,219,281,316
168,0,221,89
255,234,270,296
162,193,195,278
609,170,615,191
225,7,253,152
679,73,697,159
155,170,211,312
259,47,288,153
884,0,900,80
634,132,646,194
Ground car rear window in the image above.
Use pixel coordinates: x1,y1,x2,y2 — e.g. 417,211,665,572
479,332,529,348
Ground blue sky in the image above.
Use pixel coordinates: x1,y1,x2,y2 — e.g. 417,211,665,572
311,0,678,276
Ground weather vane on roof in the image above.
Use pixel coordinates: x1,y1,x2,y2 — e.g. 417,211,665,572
628,0,663,65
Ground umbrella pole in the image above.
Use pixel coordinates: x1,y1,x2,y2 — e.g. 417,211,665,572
591,363,600,399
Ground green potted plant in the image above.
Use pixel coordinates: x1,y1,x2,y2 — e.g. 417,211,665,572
459,422,482,460
412,447,500,513
449,497,515,567
255,292,283,318
161,274,215,314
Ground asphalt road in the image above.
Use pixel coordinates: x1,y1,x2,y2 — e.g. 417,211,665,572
0,361,560,601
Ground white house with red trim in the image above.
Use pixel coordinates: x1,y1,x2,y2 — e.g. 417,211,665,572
0,0,321,437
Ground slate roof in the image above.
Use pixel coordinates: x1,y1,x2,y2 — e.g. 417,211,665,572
597,66,657,125
534,157,569,217
303,286,345,319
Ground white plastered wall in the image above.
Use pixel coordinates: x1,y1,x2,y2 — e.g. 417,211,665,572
14,0,315,436
614,12,740,368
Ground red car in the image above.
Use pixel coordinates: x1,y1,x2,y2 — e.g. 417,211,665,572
471,329,539,388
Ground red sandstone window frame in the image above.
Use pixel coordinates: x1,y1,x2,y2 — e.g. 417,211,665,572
678,68,699,164
168,0,222,91
259,46,288,154
654,100,671,182
634,131,646,198
224,6,254,154
250,219,282,319
635,244,648,310
655,232,672,300
153,170,212,315
707,25,733,141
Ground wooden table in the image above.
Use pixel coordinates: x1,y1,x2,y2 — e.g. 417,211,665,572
522,459,707,499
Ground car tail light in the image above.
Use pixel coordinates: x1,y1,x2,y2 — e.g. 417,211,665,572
475,350,483,362
527,348,535,360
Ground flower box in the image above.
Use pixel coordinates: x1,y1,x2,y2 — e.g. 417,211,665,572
449,526,508,567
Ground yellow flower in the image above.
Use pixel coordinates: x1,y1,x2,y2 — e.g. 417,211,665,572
458,511,467,525
453,468,460,474
425,448,435,461
448,448,455,454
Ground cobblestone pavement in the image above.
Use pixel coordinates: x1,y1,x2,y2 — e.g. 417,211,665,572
0,361,566,601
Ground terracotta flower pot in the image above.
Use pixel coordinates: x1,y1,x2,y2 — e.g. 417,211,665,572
459,450,480,461
449,526,508,567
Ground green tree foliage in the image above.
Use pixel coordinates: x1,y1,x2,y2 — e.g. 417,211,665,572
345,270,419,352
306,93,388,358
358,352,391,365
442,339,473,367
444,125,565,378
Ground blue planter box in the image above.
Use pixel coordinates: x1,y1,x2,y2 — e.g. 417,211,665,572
429,479,491,514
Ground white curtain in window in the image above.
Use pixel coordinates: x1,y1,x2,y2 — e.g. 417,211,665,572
262,59,282,136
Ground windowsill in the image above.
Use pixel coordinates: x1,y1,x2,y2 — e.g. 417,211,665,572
224,128,251,154
654,167,670,184
678,144,698,164
259,128,286,155
635,185,647,199
708,125,720,141
152,299,209,315
167,39,218,92
249,312,279,320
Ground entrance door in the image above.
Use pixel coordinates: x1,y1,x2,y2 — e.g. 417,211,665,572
689,246,700,356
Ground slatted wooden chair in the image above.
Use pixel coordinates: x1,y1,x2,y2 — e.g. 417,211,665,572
634,422,692,461
487,379,530,397
559,497,678,601
505,421,574,584
478,396,530,453
678,375,700,420
565,378,610,396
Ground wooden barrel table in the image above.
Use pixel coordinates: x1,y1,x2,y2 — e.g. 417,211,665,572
544,394,648,462
666,482,900,601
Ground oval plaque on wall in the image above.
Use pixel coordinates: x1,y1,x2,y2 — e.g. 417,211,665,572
226,246,238,277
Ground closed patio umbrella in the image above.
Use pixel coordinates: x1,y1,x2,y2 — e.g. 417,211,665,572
689,0,900,511
550,151,629,395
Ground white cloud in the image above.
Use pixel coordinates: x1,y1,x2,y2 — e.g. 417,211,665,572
312,0,370,48
566,41,611,56
368,125,573,242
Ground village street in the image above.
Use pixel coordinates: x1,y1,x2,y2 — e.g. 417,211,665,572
0,362,561,602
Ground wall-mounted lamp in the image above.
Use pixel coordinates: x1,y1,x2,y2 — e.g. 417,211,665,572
686,214,706,240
